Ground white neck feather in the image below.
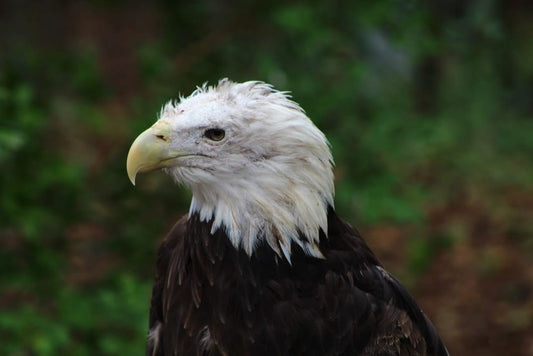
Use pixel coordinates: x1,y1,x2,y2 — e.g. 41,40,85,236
188,157,334,261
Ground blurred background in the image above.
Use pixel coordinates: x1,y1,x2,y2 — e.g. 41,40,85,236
1,1,532,355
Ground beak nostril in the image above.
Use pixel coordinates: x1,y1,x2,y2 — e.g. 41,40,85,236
155,134,167,141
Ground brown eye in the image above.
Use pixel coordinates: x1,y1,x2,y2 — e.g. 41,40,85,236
205,128,225,141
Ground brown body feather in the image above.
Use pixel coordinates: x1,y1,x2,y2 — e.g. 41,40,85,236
146,207,448,356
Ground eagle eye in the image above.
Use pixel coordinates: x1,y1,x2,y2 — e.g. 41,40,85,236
205,128,225,141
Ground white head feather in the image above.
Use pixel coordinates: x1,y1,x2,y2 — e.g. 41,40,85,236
159,79,334,260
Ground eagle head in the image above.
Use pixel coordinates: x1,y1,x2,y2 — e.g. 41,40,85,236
127,79,334,260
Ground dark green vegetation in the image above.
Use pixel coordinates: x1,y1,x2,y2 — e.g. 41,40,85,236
1,1,531,355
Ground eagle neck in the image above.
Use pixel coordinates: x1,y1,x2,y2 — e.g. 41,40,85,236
188,178,333,262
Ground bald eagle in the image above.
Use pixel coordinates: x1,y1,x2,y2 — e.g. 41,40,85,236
127,80,448,356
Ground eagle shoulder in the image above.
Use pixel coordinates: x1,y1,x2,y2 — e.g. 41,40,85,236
146,216,188,356
326,211,448,355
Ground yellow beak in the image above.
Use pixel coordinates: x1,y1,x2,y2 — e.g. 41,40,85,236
126,121,182,185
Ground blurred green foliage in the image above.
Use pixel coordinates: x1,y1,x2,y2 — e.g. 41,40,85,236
0,1,531,355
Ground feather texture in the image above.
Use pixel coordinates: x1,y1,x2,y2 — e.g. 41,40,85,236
146,207,448,356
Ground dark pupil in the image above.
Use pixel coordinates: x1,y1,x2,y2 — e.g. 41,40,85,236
206,128,224,140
